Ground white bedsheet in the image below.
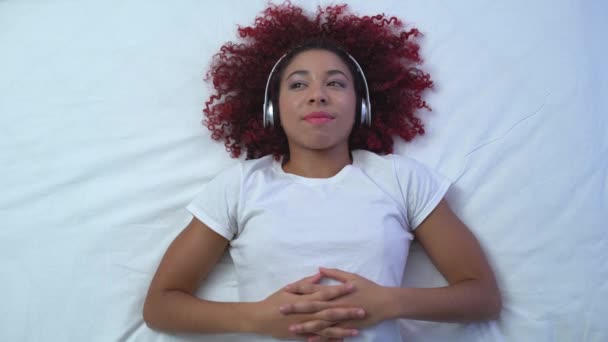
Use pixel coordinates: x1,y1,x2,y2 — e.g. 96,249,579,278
1,0,606,341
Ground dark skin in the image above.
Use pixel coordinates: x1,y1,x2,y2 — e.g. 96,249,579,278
143,49,501,341
143,217,359,341
280,200,501,340
275,49,500,339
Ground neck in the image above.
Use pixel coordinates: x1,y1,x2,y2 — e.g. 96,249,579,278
282,145,352,179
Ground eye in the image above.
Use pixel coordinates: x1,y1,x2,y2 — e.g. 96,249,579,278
327,80,346,88
288,81,306,89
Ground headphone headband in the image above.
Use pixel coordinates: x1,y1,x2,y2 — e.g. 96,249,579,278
262,54,287,128
263,50,372,128
346,53,372,126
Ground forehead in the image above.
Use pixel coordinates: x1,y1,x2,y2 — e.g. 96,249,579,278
283,49,351,76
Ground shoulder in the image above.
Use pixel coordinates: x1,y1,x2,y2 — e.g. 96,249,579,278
241,154,275,174
212,155,275,180
390,153,436,177
238,155,277,184
354,149,427,177
351,150,403,200
353,149,395,174
354,149,450,194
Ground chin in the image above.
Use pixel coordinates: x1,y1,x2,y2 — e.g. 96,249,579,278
304,138,340,150
289,141,332,152
289,134,348,153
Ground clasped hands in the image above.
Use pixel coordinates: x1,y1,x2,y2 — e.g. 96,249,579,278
256,267,389,341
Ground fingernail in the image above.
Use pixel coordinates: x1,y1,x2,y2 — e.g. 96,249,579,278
346,283,354,290
351,329,359,336
279,305,288,313
289,325,300,332
357,309,365,317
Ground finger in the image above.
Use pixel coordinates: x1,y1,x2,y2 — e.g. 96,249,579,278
315,326,360,339
295,333,321,341
285,273,322,293
300,272,323,284
315,307,366,322
319,267,355,283
280,300,331,315
311,283,354,301
307,336,343,342
290,272,322,287
288,282,353,297
289,320,334,335
288,282,321,295
292,321,357,339
281,285,355,314
301,336,336,342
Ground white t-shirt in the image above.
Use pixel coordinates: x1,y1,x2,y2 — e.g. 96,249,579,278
187,149,451,342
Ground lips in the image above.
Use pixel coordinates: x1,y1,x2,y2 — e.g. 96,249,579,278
303,111,334,124
304,111,333,119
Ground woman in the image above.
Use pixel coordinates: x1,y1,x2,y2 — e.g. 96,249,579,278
143,3,501,341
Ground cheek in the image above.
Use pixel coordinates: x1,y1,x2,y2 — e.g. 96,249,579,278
277,95,300,131
278,93,296,118
339,94,358,120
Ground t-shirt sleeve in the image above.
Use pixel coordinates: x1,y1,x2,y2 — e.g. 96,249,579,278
393,155,451,230
186,163,242,240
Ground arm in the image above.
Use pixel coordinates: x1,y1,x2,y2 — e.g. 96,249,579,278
143,217,253,333
282,199,501,337
384,199,502,322
143,217,362,339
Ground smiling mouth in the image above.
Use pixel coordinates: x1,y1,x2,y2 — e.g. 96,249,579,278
303,111,334,125
304,117,334,124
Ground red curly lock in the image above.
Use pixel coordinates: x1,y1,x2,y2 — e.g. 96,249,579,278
204,1,433,160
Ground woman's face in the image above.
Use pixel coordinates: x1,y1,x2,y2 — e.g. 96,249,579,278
278,49,357,154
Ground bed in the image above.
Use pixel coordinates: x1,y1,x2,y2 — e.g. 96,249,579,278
1,0,606,341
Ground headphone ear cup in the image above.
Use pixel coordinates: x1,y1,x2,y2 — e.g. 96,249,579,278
265,101,274,128
354,95,362,126
360,101,369,126
271,100,279,127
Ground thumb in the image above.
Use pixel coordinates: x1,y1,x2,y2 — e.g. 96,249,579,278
285,272,322,291
319,267,354,283
304,272,322,284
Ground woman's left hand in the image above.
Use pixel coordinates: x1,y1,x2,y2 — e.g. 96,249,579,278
281,267,391,340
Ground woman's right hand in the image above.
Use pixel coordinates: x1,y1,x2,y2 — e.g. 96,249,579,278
252,273,365,341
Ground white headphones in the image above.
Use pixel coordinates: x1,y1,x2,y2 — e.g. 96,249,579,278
262,51,372,128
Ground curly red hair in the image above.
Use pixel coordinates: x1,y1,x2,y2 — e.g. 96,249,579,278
204,1,433,160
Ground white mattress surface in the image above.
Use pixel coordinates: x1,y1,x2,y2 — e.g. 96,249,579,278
1,1,606,341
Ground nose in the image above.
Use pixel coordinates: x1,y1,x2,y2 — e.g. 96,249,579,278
308,83,327,105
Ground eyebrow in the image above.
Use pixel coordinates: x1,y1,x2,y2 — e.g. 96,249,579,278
286,69,351,80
